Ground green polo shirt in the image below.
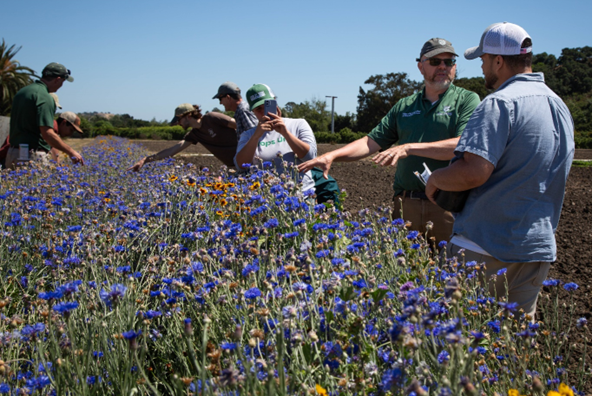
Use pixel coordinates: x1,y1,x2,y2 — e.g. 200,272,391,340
9,80,56,152
367,84,480,195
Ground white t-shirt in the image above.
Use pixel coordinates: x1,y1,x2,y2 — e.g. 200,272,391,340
235,118,317,192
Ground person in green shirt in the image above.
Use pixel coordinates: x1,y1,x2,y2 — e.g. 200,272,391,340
6,62,84,168
299,38,480,244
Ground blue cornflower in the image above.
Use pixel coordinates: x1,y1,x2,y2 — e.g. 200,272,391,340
316,250,330,258
496,268,507,276
563,282,578,291
100,284,127,307
53,301,79,316
577,317,587,328
498,301,518,313
244,287,261,299
542,278,560,287
487,320,501,333
438,240,447,249
437,350,450,364
381,367,404,392
263,218,278,228
283,231,299,238
406,231,419,240
122,329,142,340
293,219,306,226
352,279,367,288
38,290,63,300
221,342,237,351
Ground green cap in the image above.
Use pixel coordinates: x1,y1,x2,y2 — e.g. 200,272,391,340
170,103,195,125
42,62,74,82
245,84,276,110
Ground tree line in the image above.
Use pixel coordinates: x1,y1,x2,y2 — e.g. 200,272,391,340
1,38,590,147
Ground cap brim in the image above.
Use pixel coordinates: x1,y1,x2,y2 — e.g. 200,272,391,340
464,46,484,60
66,76,74,82
250,99,266,111
170,116,179,126
72,124,83,133
423,48,458,59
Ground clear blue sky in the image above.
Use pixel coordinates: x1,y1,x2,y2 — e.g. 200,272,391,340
2,0,591,123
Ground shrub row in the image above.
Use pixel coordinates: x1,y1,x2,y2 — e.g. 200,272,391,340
91,126,591,149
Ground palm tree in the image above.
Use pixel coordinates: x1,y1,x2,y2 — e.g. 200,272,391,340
0,39,38,116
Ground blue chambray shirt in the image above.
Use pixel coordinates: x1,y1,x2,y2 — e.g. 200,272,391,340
452,73,575,263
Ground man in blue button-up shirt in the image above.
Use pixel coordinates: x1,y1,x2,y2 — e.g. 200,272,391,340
426,22,575,319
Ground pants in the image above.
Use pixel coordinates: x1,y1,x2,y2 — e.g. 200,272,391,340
446,242,550,319
5,147,51,169
393,195,454,244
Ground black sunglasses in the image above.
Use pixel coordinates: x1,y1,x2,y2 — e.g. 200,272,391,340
423,58,456,67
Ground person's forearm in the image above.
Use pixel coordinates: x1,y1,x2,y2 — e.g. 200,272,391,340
325,136,381,162
235,135,261,167
281,132,310,159
404,137,460,161
145,141,190,163
430,154,493,191
40,127,77,157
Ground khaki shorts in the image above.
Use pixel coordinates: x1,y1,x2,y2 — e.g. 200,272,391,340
393,194,454,244
5,147,52,169
446,242,550,320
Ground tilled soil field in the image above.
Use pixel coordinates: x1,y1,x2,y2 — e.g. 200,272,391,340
133,140,592,389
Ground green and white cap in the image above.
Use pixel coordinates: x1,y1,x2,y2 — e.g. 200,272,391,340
246,84,276,110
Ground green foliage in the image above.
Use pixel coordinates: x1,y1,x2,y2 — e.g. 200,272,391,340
282,97,330,132
0,39,38,116
356,72,422,133
93,125,186,141
534,47,592,98
454,76,492,100
315,127,366,144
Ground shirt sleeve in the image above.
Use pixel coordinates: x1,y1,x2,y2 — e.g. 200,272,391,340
36,94,56,128
183,129,199,145
366,105,399,150
290,119,317,162
454,91,481,137
455,97,510,167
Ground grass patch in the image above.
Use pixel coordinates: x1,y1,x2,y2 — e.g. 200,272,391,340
572,160,592,167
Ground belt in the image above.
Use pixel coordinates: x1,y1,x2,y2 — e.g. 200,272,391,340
10,146,48,153
395,190,428,200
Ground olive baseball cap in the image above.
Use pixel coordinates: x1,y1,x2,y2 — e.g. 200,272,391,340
416,38,458,61
42,62,74,82
245,84,276,110
212,81,241,99
59,112,83,133
170,103,195,125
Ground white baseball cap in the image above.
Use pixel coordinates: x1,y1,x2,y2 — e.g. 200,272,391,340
465,22,531,60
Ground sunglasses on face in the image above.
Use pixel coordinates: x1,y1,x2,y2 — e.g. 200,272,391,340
423,58,456,67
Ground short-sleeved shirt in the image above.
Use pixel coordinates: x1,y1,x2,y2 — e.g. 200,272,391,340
235,118,317,192
183,112,237,167
453,73,575,263
9,80,56,152
367,84,480,195
234,100,258,140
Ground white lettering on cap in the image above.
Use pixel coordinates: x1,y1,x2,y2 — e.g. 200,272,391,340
250,91,266,102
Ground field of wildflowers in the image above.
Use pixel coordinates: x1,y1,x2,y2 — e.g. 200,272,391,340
0,136,589,395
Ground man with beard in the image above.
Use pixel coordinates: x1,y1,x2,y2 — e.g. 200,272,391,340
425,23,574,318
299,38,480,243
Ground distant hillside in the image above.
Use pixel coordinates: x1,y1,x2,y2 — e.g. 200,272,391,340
78,112,115,121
